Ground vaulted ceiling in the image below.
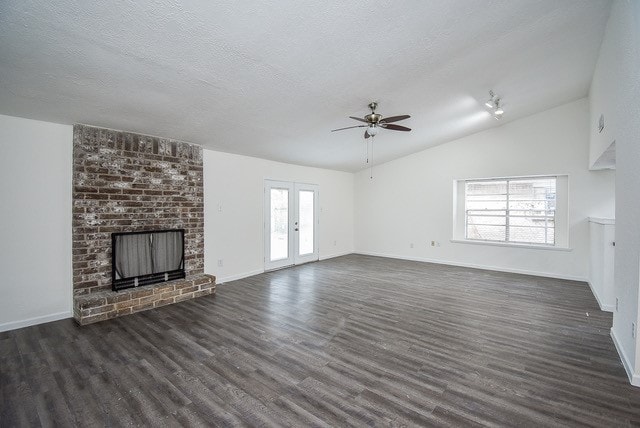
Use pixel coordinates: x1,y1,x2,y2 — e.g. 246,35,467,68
0,0,611,171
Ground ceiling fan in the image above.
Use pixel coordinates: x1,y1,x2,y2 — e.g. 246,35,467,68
331,102,411,138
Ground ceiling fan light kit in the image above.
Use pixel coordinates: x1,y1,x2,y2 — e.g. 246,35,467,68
485,90,505,120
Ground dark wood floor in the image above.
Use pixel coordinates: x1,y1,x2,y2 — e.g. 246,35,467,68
2,254,640,427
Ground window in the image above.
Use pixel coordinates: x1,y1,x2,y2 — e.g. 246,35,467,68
465,177,556,245
453,175,568,249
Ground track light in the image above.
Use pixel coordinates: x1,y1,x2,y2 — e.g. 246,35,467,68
485,90,496,108
485,90,504,119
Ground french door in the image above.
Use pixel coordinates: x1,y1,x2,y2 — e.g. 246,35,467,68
264,180,319,271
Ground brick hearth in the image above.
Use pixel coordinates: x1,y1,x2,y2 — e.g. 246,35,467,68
74,274,215,325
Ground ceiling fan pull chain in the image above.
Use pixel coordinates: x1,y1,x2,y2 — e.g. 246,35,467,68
370,136,374,180
365,139,369,165
366,139,370,165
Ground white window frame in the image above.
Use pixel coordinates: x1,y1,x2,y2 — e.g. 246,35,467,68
452,174,570,250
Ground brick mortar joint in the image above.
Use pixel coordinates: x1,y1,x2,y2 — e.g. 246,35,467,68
74,274,214,303
74,284,215,325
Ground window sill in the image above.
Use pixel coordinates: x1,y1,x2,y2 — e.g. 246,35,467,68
450,239,572,252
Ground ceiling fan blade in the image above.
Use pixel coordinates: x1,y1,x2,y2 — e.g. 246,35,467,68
349,116,369,123
380,115,410,124
364,130,370,139
331,125,367,132
381,124,411,131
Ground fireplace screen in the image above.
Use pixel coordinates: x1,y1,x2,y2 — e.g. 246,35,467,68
112,229,185,291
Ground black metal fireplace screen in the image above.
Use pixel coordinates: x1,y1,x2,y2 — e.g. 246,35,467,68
111,229,185,291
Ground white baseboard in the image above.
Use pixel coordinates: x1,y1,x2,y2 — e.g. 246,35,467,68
0,311,72,333
215,269,264,284
213,252,353,285
587,281,615,312
354,251,587,282
320,251,352,261
610,327,640,386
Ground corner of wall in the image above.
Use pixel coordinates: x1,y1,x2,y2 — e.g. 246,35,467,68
611,327,640,386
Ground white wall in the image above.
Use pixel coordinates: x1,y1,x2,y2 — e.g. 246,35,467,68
590,0,640,385
588,0,623,168
203,150,354,283
588,218,616,312
0,114,73,331
355,98,615,281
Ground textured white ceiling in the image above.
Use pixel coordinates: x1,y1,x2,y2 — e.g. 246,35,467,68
0,0,611,171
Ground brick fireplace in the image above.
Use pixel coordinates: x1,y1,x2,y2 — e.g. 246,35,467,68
72,124,214,324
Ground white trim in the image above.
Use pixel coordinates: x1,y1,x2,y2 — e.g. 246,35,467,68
215,252,352,284
450,239,572,252
610,327,640,386
587,281,615,312
355,251,587,282
454,173,572,182
0,311,72,333
320,251,352,261
215,269,264,284
589,217,615,225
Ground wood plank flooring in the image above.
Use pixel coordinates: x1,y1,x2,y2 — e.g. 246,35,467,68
2,254,640,427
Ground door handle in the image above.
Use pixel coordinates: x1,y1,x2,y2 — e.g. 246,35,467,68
295,228,299,231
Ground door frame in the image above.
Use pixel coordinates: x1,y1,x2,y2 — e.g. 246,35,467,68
263,180,319,271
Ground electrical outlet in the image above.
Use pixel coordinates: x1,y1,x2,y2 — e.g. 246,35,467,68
616,298,619,312
410,243,414,248
333,240,337,246
217,259,223,267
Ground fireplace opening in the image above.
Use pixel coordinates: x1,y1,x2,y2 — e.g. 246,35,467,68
112,229,185,291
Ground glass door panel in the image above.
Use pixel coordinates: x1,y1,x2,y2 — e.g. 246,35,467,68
298,190,314,256
293,183,319,265
270,188,289,261
264,181,294,270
